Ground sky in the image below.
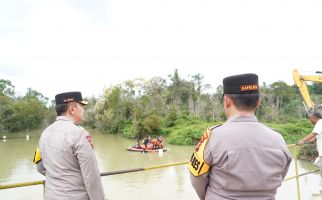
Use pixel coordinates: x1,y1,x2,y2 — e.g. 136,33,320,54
1,0,322,101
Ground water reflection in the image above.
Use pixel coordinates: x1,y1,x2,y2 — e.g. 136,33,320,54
0,132,321,200
276,147,321,200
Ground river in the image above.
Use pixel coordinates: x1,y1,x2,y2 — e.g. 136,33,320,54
0,131,321,200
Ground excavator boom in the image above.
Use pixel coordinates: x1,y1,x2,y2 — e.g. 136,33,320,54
293,69,322,113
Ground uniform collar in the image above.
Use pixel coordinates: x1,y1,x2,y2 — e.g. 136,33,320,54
227,115,258,123
56,116,74,123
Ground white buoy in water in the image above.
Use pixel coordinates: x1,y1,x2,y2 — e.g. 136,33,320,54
2,135,6,139
158,149,163,157
26,135,30,140
314,157,320,166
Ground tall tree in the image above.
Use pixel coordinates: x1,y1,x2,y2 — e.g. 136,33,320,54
167,69,182,110
0,79,15,97
95,85,133,133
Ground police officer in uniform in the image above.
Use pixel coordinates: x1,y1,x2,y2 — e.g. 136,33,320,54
189,73,291,200
34,92,106,200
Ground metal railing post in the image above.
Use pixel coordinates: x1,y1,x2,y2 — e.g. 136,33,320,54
294,145,301,200
43,182,45,198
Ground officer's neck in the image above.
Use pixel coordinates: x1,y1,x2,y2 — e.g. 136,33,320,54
226,106,255,118
63,113,80,125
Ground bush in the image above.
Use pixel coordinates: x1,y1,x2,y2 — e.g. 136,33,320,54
266,120,313,144
167,118,217,145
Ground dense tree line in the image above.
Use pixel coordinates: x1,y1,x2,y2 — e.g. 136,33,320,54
92,70,322,142
0,80,54,132
2,70,322,145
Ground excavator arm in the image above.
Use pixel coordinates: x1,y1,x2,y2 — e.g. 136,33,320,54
293,69,322,113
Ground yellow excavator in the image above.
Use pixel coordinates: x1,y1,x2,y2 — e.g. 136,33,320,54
293,69,322,114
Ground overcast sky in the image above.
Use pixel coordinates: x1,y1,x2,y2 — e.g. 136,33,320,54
1,0,322,100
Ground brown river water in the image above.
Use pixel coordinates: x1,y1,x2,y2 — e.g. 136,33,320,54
0,131,320,200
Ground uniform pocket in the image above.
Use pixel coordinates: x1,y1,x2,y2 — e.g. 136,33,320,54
226,147,285,191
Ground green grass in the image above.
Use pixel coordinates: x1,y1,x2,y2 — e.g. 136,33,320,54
166,118,313,145
166,117,220,145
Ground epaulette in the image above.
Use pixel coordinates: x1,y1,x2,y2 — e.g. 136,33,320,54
188,124,221,177
209,124,221,131
33,146,42,164
74,124,86,131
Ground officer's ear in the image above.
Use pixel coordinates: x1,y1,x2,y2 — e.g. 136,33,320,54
223,95,233,109
255,97,262,109
67,102,76,114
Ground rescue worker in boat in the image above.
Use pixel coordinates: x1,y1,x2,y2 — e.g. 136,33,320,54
189,73,292,200
33,91,106,200
157,136,164,149
143,135,151,150
152,136,164,150
150,138,162,150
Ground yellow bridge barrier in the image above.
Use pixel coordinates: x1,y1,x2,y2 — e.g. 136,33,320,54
0,144,319,200
0,161,188,190
0,180,44,190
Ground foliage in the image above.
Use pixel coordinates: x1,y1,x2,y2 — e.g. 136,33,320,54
265,120,313,144
0,80,51,132
0,95,14,131
2,69,321,155
166,117,215,145
83,96,98,129
298,144,318,161
0,79,15,97
122,123,134,138
89,70,322,148
94,86,132,134
165,106,177,127
165,119,313,146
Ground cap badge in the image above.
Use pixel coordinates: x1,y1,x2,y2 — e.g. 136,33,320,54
240,84,258,92
63,98,75,103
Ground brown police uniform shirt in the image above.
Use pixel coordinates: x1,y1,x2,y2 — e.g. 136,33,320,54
36,116,105,200
190,115,291,200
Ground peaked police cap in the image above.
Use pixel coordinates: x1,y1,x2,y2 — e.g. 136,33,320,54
223,73,259,95
55,91,88,105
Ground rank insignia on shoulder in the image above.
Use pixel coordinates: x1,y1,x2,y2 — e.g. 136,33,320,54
86,135,94,148
188,125,220,176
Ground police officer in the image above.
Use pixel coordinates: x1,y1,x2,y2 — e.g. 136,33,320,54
34,92,106,200
189,73,292,200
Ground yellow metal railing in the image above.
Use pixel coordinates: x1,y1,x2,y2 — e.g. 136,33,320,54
0,144,319,200
0,161,188,190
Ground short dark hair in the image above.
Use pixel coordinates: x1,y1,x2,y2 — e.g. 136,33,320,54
312,111,322,119
55,102,79,116
226,93,259,111
55,104,69,116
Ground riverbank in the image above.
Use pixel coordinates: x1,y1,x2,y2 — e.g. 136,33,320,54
165,118,313,146
162,118,317,161
2,118,316,160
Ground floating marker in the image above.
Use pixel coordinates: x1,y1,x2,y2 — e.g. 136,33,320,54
158,149,164,157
